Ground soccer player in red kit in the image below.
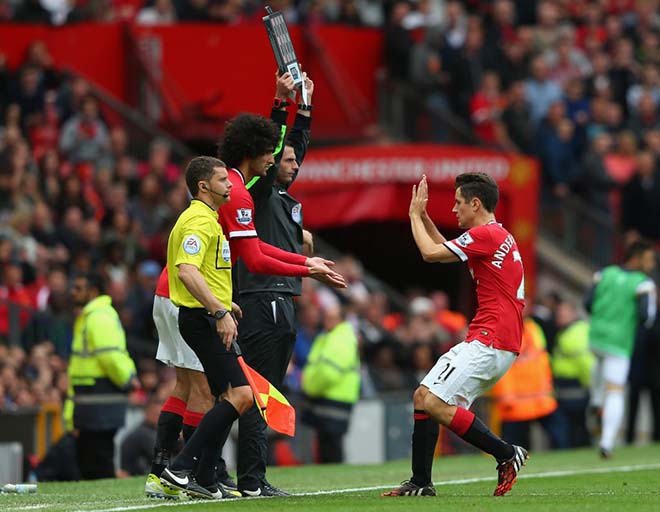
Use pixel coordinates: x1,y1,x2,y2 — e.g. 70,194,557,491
383,172,528,498
216,104,345,497
216,112,344,288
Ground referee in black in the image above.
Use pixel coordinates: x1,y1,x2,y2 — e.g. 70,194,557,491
234,72,315,497
160,156,250,500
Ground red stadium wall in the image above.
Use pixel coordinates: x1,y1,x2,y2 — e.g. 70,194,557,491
1,24,129,99
0,23,381,139
291,144,539,293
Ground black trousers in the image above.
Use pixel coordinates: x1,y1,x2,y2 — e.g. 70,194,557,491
317,430,344,464
76,429,117,480
236,292,297,490
626,382,660,443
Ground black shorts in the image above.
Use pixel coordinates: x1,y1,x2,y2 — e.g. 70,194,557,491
178,307,248,397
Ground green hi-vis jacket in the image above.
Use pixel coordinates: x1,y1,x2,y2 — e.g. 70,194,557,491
302,321,360,405
65,295,136,431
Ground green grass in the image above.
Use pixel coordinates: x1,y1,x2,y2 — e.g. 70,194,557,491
3,444,660,512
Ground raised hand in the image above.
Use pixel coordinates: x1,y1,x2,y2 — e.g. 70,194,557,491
409,175,429,218
275,70,295,100
302,72,314,103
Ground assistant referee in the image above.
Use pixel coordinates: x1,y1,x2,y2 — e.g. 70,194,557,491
159,156,252,500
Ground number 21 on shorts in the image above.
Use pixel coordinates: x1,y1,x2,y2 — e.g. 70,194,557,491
434,362,456,384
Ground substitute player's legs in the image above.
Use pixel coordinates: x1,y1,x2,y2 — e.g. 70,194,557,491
150,367,190,477
182,370,214,441
148,296,198,499
598,355,630,457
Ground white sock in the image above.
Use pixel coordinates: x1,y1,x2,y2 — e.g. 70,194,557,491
600,389,625,452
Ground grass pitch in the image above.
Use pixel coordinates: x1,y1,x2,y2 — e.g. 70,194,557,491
3,444,660,512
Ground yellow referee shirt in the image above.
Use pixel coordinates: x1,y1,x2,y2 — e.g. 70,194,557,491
167,199,232,309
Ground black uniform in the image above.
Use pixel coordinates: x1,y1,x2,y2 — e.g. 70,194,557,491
234,111,310,491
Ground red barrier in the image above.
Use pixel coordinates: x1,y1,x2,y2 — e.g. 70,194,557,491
1,23,381,139
129,24,382,139
290,144,539,293
1,24,128,99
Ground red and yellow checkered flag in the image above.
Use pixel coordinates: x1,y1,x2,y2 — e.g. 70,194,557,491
233,342,296,437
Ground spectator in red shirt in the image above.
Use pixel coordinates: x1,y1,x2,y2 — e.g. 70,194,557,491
470,71,510,148
0,259,35,344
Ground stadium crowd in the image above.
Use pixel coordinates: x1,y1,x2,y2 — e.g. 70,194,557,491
2,0,660,472
381,0,660,248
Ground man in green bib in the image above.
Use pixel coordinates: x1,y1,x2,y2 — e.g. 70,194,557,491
586,240,657,458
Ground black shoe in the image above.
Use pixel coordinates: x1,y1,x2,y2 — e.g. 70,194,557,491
263,482,291,497
240,482,291,497
217,473,238,491
160,467,213,500
382,480,436,497
204,482,242,500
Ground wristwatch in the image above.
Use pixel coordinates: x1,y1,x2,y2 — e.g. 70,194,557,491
213,309,228,320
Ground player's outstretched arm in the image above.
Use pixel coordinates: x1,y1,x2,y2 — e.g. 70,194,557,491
410,176,459,264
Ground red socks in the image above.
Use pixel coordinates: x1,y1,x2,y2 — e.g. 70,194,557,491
448,407,475,436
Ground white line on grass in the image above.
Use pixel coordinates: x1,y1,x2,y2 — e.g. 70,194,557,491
2,505,52,510
65,462,660,512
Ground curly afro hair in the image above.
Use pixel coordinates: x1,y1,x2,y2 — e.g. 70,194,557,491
217,113,281,168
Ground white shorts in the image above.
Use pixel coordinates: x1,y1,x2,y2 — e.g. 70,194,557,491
153,295,204,372
590,352,630,407
421,340,517,409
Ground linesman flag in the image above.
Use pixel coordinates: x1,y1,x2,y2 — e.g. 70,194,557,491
232,341,296,437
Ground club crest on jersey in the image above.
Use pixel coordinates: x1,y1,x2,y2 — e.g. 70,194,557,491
291,204,302,224
456,232,474,248
236,208,252,225
183,235,201,255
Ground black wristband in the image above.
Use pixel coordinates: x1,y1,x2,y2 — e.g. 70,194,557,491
297,103,313,111
273,97,290,109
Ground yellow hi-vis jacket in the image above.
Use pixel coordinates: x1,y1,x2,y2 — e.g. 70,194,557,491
65,295,136,431
552,319,594,389
302,321,360,404
301,321,360,434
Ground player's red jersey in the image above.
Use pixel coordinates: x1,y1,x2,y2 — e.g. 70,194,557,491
217,168,257,264
444,221,524,353
155,266,169,298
